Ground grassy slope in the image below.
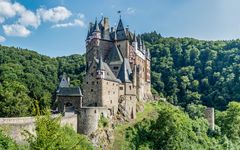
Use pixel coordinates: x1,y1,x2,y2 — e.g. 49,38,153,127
110,103,159,150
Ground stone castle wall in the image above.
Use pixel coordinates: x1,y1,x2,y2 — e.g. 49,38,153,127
204,107,215,130
77,107,108,135
0,114,77,143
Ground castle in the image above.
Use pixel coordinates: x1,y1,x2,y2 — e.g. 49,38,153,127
56,16,152,135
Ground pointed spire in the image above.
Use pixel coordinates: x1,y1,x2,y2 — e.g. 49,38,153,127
93,18,100,32
139,36,143,46
95,21,100,32
143,42,146,50
97,48,104,70
117,18,124,31
86,29,90,40
133,32,137,42
59,73,70,87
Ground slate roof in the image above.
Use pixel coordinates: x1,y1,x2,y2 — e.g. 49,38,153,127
95,58,121,83
59,73,70,87
57,87,82,96
117,58,132,83
108,44,123,65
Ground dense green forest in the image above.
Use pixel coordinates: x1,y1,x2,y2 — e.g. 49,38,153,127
0,46,85,117
1,32,240,116
1,34,240,149
122,101,240,149
142,32,240,110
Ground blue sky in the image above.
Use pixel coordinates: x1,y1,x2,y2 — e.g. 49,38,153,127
0,0,240,57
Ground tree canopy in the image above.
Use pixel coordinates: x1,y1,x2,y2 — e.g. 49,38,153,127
142,33,240,109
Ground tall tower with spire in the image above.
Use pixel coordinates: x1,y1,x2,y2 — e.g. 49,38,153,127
84,15,152,106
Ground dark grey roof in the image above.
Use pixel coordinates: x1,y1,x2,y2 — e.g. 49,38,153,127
117,58,132,83
59,73,70,87
98,18,104,31
117,18,124,31
108,44,123,65
95,58,120,83
57,87,82,96
97,49,104,70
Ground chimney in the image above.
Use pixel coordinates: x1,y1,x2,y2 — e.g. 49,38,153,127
103,17,109,31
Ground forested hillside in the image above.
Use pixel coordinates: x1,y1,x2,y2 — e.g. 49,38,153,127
1,32,240,116
0,46,85,117
142,32,240,110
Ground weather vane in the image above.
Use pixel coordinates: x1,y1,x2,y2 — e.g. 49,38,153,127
117,10,121,18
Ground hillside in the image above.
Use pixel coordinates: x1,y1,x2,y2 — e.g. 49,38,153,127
0,45,85,117
111,101,240,150
142,32,240,110
1,32,240,116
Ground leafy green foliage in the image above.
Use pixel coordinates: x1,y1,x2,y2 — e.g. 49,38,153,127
124,102,216,150
98,115,109,128
24,112,93,150
123,102,240,150
0,81,33,117
0,46,85,117
0,129,18,150
216,102,240,143
141,33,240,109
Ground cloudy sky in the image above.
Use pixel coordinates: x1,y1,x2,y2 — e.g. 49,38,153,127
0,0,240,57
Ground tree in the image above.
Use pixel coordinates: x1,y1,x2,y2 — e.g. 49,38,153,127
0,81,33,117
0,129,18,150
25,112,93,150
217,102,240,142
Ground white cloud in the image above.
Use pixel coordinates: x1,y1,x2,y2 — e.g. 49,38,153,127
0,1,79,38
0,0,17,19
51,13,85,28
126,7,136,15
52,18,85,28
0,0,40,28
37,6,72,23
3,24,31,37
0,35,6,42
18,10,40,28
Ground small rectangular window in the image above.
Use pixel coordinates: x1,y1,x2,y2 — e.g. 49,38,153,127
120,87,123,90
91,89,93,92
113,66,119,70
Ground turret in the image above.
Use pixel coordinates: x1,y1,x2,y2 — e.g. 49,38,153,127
116,18,127,40
59,73,70,88
96,49,105,79
92,19,101,39
146,48,151,60
138,36,143,51
132,32,138,51
142,42,146,54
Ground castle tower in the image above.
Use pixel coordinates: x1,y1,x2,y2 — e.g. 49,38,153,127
86,19,101,72
96,49,105,79
132,33,138,51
